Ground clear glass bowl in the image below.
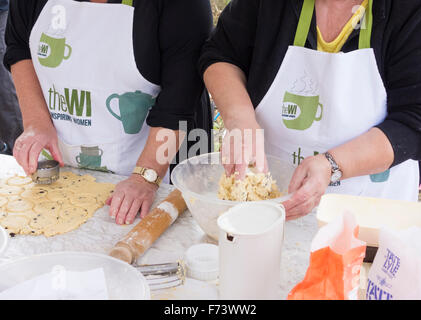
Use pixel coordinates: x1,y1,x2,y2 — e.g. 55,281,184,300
171,152,295,240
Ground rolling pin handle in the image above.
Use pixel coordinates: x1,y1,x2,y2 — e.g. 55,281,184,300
110,244,134,264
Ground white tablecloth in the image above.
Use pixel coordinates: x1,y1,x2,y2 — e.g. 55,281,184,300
0,154,319,300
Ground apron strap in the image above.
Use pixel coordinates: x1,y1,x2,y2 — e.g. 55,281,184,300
293,0,315,47
294,0,373,49
122,0,133,6
358,0,373,49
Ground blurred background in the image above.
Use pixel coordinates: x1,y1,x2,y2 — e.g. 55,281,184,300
210,0,230,152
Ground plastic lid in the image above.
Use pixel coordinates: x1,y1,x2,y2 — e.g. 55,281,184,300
184,244,219,281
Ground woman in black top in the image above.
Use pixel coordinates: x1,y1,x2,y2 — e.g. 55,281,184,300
4,0,212,224
200,0,421,218
0,0,22,155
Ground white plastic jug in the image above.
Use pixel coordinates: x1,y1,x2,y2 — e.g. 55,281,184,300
217,202,285,300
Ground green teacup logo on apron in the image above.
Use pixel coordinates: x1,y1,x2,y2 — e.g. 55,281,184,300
282,73,323,131
76,146,109,172
106,90,156,135
370,169,390,183
38,32,72,68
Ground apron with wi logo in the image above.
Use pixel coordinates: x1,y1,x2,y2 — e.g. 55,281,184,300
255,0,419,201
29,0,161,176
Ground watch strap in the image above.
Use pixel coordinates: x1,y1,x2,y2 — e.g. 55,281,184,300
324,152,342,185
324,152,339,172
133,166,162,186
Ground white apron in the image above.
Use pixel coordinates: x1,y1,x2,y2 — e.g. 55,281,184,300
29,0,163,177
255,0,419,202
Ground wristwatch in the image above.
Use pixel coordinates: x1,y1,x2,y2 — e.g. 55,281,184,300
133,167,162,187
324,152,342,184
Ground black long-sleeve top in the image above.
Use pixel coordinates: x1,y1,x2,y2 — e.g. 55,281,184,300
199,0,421,167
4,0,213,131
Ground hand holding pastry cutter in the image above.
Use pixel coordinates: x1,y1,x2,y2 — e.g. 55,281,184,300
31,160,60,185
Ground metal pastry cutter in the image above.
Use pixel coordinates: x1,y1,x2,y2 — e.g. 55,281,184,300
135,261,186,291
31,160,60,185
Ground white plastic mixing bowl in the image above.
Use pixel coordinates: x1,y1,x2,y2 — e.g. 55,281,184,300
0,252,150,300
171,152,296,240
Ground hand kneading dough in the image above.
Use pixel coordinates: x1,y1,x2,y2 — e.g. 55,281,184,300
218,169,282,201
0,171,114,237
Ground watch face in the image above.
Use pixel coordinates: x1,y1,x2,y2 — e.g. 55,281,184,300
331,171,342,183
144,169,158,182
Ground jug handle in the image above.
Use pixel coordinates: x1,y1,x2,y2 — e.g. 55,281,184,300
106,94,121,120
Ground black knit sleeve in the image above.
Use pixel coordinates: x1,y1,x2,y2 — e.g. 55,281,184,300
3,0,45,70
198,0,260,78
145,0,213,130
376,1,421,166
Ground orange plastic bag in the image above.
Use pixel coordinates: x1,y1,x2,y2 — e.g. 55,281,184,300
288,211,366,300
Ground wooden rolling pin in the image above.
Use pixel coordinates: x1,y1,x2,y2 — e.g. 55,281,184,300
110,189,187,264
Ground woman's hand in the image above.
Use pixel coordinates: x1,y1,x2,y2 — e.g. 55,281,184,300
221,118,268,179
204,63,268,179
13,124,64,176
107,174,158,225
282,154,332,220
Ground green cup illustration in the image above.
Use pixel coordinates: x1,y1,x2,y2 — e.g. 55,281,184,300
106,90,156,135
76,154,102,168
76,146,103,168
282,91,323,131
38,32,72,68
81,146,103,157
370,170,390,183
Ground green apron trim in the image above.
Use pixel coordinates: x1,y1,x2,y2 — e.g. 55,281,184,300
294,0,373,49
358,0,373,49
121,0,133,6
41,149,54,161
294,0,315,47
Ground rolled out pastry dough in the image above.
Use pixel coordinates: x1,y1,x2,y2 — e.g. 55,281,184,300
0,171,114,237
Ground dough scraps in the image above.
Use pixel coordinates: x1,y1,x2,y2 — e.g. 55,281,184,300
218,168,282,201
0,171,114,237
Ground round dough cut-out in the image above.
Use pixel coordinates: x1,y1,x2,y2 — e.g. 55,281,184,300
21,188,48,200
0,197,7,207
34,201,62,215
29,214,59,230
0,208,7,219
7,176,33,186
0,185,23,196
69,194,98,207
1,215,30,234
59,205,89,220
7,198,34,212
47,189,75,201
